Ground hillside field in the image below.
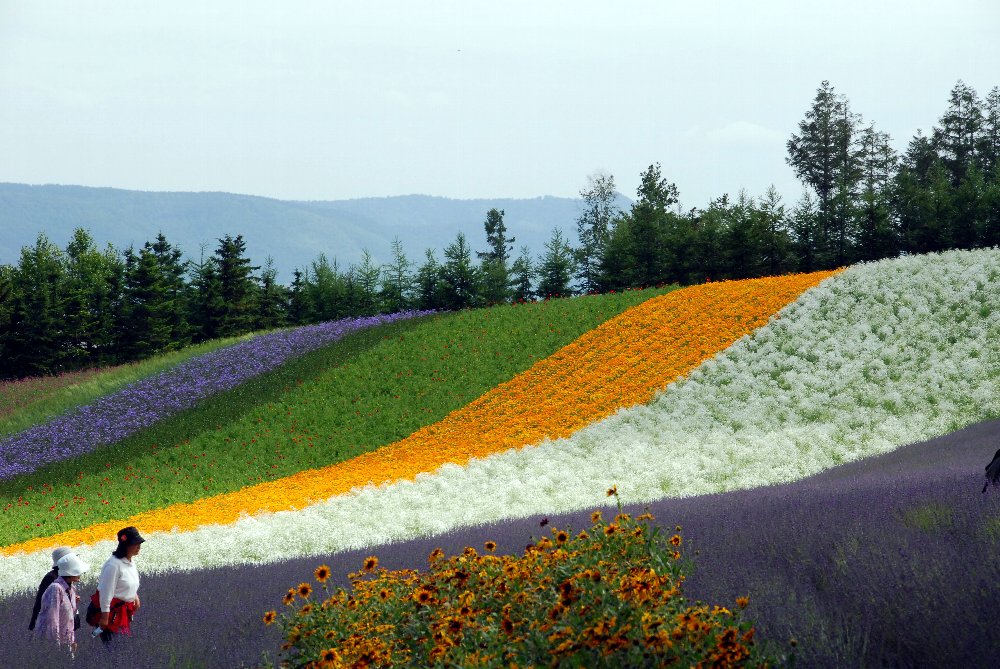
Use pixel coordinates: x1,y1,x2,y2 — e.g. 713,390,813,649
1,249,999,667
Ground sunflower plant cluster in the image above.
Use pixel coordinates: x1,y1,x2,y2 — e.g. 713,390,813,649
266,492,776,668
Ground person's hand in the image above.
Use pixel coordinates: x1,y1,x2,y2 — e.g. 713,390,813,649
134,595,140,612
70,642,78,653
99,612,109,629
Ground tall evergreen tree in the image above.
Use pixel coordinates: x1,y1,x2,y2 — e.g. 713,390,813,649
288,269,315,325
789,191,821,271
980,86,1000,176
575,172,619,293
148,232,191,347
62,228,122,368
415,249,445,311
440,233,480,310
379,237,414,313
854,123,900,260
350,250,382,316
255,257,288,329
214,234,259,336
1,235,65,377
120,247,172,360
509,245,536,303
755,187,793,276
477,208,514,305
787,81,863,266
933,80,984,186
536,228,575,299
189,246,225,341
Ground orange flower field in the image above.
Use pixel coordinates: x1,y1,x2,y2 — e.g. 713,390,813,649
1,270,838,557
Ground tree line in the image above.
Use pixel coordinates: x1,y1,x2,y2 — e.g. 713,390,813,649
2,79,998,380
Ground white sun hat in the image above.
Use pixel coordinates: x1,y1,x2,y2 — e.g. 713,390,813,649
56,553,90,577
51,546,73,567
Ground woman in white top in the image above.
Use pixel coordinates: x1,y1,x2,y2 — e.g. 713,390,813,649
36,553,90,655
94,526,144,644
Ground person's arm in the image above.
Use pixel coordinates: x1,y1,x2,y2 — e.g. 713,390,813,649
28,570,56,630
37,584,61,641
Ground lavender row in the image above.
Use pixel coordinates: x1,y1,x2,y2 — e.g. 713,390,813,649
0,311,433,481
2,419,997,667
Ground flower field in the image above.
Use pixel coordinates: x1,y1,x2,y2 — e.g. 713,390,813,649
1,249,999,667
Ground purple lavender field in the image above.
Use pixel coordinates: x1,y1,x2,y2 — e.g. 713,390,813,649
2,418,998,667
0,312,430,481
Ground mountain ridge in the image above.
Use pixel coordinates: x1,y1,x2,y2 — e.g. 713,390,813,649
0,183,632,281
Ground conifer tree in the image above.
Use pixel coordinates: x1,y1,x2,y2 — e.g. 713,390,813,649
380,237,414,313
477,208,514,305
536,228,575,299
440,232,480,310
509,245,536,303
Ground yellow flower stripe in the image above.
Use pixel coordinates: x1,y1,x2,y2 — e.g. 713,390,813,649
2,271,838,556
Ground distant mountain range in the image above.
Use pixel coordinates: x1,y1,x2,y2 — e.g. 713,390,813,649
0,183,631,281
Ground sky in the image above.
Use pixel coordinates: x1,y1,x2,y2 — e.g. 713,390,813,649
1,1,998,210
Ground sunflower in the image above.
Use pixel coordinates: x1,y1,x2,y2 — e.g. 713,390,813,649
735,596,750,609
669,534,682,547
363,556,379,572
591,510,602,523
484,540,497,553
320,648,341,664
606,485,618,497
283,589,296,606
262,610,276,625
314,564,331,583
553,530,569,544
297,582,312,598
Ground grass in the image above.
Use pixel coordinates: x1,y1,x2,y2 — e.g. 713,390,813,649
0,287,673,547
0,334,256,438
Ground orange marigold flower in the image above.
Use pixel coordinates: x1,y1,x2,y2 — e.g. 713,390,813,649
314,564,331,583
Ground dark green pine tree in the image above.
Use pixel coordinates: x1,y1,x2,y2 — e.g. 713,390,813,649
509,245,536,303
755,186,794,276
722,191,765,280
1,234,66,378
788,191,821,272
379,237,415,313
189,251,226,341
214,234,259,337
952,162,987,249
440,232,481,310
596,216,633,292
255,257,289,329
119,247,172,360
477,208,514,305
979,87,1000,176
625,163,678,287
536,228,575,299
349,250,382,317
148,232,192,348
981,162,1000,247
287,269,316,325
62,228,123,368
414,249,446,311
688,196,728,282
854,123,900,261
933,80,984,186
786,81,863,267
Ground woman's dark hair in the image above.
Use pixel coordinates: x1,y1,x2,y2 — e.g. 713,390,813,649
112,543,128,559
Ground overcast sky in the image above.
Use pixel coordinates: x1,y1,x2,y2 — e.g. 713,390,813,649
2,1,998,209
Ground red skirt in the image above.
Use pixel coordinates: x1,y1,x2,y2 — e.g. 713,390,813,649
89,592,137,635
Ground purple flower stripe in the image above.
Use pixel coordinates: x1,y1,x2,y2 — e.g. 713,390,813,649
0,311,433,481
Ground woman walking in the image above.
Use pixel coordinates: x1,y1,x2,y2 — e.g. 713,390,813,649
36,553,90,656
93,526,145,645
28,546,74,635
